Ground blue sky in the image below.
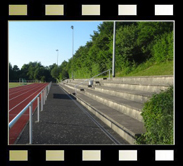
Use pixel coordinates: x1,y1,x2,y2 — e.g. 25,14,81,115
9,21,103,69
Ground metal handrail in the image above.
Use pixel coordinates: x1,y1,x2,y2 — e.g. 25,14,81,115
74,69,111,95
9,82,52,144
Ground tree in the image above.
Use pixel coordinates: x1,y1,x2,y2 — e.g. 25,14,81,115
13,65,19,72
51,66,59,80
20,64,29,80
34,67,45,80
137,22,173,58
114,24,140,72
9,63,14,81
58,61,69,80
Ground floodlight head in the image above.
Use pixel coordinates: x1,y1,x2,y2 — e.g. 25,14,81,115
71,26,74,29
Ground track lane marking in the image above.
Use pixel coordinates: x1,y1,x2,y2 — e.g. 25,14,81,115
9,84,45,101
9,84,43,96
9,84,46,112
9,83,36,92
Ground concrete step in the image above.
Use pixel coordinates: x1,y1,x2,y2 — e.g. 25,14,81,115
94,86,153,103
61,83,144,122
64,78,110,86
103,82,169,93
62,83,76,91
59,83,145,144
67,82,153,103
61,83,91,95
65,75,173,86
63,75,173,93
84,88,144,122
67,82,89,88
63,83,88,93
108,75,173,86
62,81,150,106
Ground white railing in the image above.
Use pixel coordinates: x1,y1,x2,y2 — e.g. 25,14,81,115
9,82,52,144
74,69,111,95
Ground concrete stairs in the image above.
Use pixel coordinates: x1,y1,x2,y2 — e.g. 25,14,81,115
59,75,173,144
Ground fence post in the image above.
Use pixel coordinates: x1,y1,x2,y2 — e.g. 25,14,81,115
41,91,43,111
43,89,45,105
37,96,40,122
45,88,47,101
46,86,48,99
44,89,46,105
29,103,33,144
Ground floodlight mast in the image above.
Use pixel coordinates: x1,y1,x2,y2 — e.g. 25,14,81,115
56,49,59,82
112,21,116,78
71,25,74,79
56,49,59,67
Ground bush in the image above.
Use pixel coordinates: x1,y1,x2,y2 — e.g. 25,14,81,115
152,31,173,62
136,86,173,144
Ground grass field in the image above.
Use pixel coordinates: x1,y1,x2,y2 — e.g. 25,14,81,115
9,83,22,88
9,82,32,88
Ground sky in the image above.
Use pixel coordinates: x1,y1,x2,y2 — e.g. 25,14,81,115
9,21,103,69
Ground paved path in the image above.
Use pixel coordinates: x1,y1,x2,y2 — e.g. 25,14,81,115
16,83,128,145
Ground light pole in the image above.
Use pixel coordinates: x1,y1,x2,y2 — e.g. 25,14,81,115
56,49,59,82
112,21,116,77
71,25,74,79
56,49,59,67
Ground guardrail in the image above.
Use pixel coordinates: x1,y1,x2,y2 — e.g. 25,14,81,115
9,82,52,144
74,69,111,95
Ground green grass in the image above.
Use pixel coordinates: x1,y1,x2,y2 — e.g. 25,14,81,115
116,60,173,77
9,83,22,88
9,82,33,88
72,60,173,79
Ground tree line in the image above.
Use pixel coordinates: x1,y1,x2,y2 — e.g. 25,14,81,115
9,62,57,82
9,22,173,82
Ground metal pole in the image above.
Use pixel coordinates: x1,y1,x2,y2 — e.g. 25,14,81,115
45,88,47,101
46,86,48,99
29,103,33,144
71,25,74,79
109,69,110,79
56,49,59,82
45,89,46,103
44,89,46,105
37,97,39,122
41,91,43,111
46,87,48,100
56,49,59,67
112,21,116,77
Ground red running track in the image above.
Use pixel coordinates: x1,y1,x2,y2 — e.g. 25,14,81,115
9,83,48,144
